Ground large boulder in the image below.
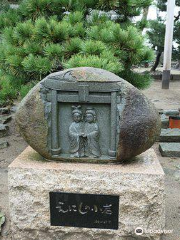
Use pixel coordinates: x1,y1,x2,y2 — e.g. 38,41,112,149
15,67,161,162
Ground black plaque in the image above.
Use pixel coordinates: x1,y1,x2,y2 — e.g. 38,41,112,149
49,192,119,230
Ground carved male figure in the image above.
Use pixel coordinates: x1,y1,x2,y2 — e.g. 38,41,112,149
84,108,101,158
69,106,85,157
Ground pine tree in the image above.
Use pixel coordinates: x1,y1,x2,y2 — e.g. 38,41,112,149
148,0,180,71
147,18,165,71
0,0,153,105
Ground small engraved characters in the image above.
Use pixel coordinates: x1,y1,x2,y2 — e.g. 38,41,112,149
56,201,113,215
69,106,101,158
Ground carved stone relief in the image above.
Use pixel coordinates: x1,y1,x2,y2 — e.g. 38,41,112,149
42,80,119,160
69,106,101,158
15,67,161,162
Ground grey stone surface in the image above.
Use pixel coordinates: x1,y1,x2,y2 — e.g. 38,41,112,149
0,108,10,115
174,170,180,181
159,143,180,157
15,83,48,158
0,115,12,124
15,68,161,162
8,146,165,240
159,128,180,142
10,106,17,113
0,124,9,138
0,140,9,149
161,114,169,129
163,110,179,116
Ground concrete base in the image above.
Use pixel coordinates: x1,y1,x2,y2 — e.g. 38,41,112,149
8,147,165,240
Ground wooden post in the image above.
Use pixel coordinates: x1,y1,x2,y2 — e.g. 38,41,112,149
162,0,175,89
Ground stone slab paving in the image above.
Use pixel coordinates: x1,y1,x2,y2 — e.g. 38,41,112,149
161,115,169,129
159,128,180,142
159,143,180,157
163,110,179,116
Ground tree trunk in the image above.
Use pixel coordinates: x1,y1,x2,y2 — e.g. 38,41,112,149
151,52,162,72
142,6,149,20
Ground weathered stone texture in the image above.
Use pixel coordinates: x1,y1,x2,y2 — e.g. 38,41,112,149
8,147,165,240
0,115,11,124
0,140,9,149
117,87,160,160
0,124,9,138
15,83,49,158
15,68,161,162
0,107,10,115
163,109,179,116
161,114,169,129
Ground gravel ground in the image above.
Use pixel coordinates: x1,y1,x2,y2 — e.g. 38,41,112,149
0,80,180,239
143,81,180,240
143,80,180,110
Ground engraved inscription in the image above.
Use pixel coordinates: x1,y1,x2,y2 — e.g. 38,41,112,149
69,106,101,158
50,192,119,229
56,202,113,215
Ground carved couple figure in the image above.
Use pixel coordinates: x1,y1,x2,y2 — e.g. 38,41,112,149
69,106,101,158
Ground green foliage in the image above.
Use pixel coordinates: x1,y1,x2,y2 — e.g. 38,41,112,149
96,0,152,22
44,44,63,59
0,0,153,104
157,0,180,12
121,70,153,89
148,0,180,67
0,0,10,12
81,40,107,55
0,73,18,106
147,18,165,52
64,54,123,74
0,9,20,30
173,2,180,60
22,55,52,75
173,21,180,60
19,81,36,98
13,0,153,23
136,18,148,30
64,37,83,56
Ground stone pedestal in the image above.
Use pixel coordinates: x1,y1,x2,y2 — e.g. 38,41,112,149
8,147,165,240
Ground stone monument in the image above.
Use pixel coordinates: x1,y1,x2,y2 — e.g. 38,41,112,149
8,68,165,240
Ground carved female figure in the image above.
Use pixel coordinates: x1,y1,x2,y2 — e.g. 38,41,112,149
69,106,84,157
84,108,101,158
